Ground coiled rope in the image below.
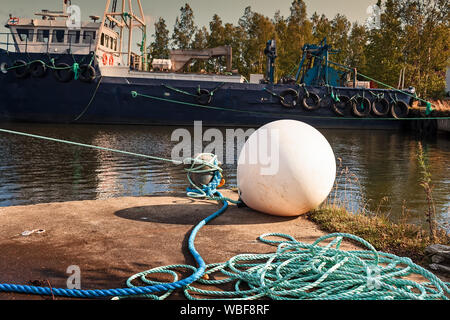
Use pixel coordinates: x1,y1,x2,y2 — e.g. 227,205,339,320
181,233,450,300
0,128,448,300
115,232,450,300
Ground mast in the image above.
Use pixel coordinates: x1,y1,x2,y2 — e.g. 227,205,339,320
97,0,147,70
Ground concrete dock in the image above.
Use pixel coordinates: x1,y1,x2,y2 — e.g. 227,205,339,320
0,190,433,300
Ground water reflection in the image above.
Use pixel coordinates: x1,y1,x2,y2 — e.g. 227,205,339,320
0,123,448,232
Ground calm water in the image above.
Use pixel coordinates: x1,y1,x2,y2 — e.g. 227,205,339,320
0,123,448,232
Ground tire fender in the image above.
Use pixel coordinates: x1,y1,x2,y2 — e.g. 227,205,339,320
279,89,299,108
53,63,73,83
302,92,321,111
352,96,371,117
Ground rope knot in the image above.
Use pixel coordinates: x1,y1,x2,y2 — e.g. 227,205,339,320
72,63,80,80
185,153,223,199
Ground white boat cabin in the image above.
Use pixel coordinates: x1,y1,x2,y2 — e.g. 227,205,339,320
4,2,123,67
2,0,245,83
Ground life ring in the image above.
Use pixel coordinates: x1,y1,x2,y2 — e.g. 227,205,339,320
29,61,47,78
79,64,96,83
109,55,114,66
391,101,409,119
372,98,390,117
8,17,19,26
102,53,108,66
302,92,321,111
12,60,30,79
331,95,351,117
197,89,212,105
53,63,73,83
352,97,371,117
279,89,298,108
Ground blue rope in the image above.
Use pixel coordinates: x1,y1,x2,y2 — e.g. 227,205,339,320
0,190,228,298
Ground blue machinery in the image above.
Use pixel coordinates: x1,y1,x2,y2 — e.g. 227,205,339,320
264,37,349,87
295,38,347,86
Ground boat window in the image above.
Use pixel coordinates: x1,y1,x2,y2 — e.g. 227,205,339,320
17,29,33,42
114,38,117,51
105,35,110,48
52,30,65,43
68,30,80,44
36,30,50,43
83,31,96,44
110,38,115,50
100,33,105,46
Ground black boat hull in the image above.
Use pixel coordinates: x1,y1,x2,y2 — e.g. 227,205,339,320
0,52,412,129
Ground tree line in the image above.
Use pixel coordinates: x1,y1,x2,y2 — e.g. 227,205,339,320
148,0,449,99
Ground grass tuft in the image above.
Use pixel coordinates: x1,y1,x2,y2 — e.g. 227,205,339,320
308,205,450,264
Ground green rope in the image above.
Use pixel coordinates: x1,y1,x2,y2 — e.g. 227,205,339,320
119,232,450,300
0,128,226,179
299,83,310,97
326,85,340,102
0,128,183,165
162,84,197,97
72,63,80,80
426,102,433,116
72,76,104,122
4,57,94,75
130,90,450,121
210,82,225,96
262,87,281,99
368,90,385,100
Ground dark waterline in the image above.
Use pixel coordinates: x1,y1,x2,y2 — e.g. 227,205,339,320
0,122,448,232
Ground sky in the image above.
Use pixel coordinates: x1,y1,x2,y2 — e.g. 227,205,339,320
1,0,377,35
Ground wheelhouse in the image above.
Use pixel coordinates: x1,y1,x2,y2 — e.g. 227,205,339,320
2,1,124,68
5,17,100,55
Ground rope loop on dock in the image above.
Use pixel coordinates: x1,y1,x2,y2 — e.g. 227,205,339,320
178,232,449,300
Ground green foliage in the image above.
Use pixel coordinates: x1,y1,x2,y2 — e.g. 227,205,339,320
309,205,450,263
149,17,170,59
150,0,449,97
416,141,437,242
172,3,196,50
366,0,449,98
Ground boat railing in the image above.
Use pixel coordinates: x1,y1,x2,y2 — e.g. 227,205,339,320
0,32,95,56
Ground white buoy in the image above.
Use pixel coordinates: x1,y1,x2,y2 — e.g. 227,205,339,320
237,120,336,217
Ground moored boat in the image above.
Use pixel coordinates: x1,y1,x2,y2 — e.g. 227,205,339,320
0,0,418,129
